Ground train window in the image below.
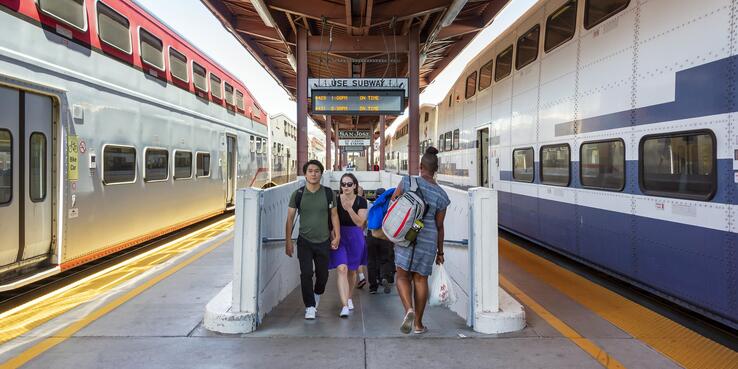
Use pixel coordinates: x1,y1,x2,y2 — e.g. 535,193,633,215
580,139,625,190
224,83,235,106
193,62,208,92
516,25,540,70
585,0,630,29
139,28,164,71
444,132,452,152
210,74,223,99
465,71,477,99
495,45,513,81
478,60,493,90
38,0,86,31
196,152,211,177
96,1,131,54
0,130,10,204
236,91,245,110
29,133,47,201
540,144,570,186
513,148,535,182
640,131,716,200
103,145,136,185
173,151,192,179
144,148,168,182
545,0,577,52
169,47,188,83
453,129,460,150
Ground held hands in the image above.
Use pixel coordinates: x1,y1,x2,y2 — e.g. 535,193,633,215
330,237,340,250
285,239,294,257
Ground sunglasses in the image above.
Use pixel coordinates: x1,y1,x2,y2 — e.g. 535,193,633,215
340,182,355,187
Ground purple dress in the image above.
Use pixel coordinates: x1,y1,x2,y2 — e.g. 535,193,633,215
329,195,368,270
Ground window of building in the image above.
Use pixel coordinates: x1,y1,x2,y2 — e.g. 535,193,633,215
448,94,453,107
545,0,577,52
516,25,540,70
256,137,263,154
224,82,234,105
174,151,192,179
580,139,625,190
513,148,535,182
168,47,188,82
495,45,513,81
250,136,256,153
253,105,262,118
196,152,211,177
444,132,452,152
193,62,208,92
640,131,716,200
585,0,630,29
144,148,168,182
29,133,47,202
38,0,86,31
96,1,131,54
453,129,460,150
139,28,164,71
0,130,10,204
236,91,245,110
210,74,222,99
540,144,570,186
479,60,493,90
103,145,136,184
465,71,478,99
424,112,430,122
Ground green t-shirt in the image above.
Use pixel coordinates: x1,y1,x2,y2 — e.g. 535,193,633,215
289,185,336,243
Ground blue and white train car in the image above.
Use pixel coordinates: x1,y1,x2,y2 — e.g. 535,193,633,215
408,0,738,328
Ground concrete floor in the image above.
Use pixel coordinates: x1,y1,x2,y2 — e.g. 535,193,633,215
5,238,682,369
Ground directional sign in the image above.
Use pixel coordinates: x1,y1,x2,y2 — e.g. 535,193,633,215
308,78,408,96
339,139,370,146
338,130,371,139
312,90,404,115
341,146,366,152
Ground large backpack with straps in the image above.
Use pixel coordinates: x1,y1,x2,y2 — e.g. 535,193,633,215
381,176,428,247
293,185,335,233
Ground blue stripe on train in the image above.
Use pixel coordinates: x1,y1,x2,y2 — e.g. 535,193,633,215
554,55,738,136
498,190,737,327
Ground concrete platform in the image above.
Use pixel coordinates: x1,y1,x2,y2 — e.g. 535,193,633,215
0,235,691,369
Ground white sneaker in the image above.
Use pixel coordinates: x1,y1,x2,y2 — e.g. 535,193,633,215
339,306,350,318
347,298,354,310
314,293,321,309
305,307,316,320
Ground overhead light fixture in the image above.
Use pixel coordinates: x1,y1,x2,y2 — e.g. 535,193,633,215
441,0,468,27
287,53,297,72
252,0,275,28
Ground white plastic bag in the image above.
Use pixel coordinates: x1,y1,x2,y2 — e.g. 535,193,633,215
429,263,457,307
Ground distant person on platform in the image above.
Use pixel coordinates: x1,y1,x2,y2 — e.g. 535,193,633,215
285,160,340,320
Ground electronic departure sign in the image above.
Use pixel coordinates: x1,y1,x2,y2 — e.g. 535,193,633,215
312,90,404,115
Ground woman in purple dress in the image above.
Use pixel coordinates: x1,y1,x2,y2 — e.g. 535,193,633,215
329,173,368,317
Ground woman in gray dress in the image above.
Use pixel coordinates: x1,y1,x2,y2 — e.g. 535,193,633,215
390,147,449,334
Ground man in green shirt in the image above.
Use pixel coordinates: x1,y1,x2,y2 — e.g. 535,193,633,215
285,160,340,320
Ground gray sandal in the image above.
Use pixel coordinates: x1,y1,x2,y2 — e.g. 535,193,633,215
400,310,415,334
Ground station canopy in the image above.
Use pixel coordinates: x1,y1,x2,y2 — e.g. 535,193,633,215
202,0,509,133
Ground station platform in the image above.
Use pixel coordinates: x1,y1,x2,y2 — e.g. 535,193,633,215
2,214,735,369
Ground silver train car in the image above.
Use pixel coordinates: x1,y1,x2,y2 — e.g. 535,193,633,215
388,0,738,329
0,0,269,290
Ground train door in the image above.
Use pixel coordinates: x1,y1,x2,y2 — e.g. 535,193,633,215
478,127,489,187
0,87,53,268
226,135,236,206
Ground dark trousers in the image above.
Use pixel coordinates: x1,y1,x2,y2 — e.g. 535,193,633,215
297,236,330,308
366,234,395,289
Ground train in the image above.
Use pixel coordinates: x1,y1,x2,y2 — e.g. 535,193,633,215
385,0,738,329
0,0,270,290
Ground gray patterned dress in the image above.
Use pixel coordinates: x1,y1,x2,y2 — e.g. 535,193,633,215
394,176,450,276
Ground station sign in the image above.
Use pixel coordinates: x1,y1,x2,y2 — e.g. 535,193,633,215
312,89,404,115
341,146,366,152
339,139,371,146
308,78,408,96
338,130,371,139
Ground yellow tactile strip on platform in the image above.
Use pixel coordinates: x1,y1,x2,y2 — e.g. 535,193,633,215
500,238,738,369
0,217,234,346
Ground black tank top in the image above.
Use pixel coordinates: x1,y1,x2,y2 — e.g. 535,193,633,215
337,195,367,226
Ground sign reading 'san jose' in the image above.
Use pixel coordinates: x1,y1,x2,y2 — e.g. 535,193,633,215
338,130,371,139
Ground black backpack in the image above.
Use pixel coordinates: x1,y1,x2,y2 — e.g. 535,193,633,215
293,185,335,234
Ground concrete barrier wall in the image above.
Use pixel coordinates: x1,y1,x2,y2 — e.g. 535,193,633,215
256,180,302,321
